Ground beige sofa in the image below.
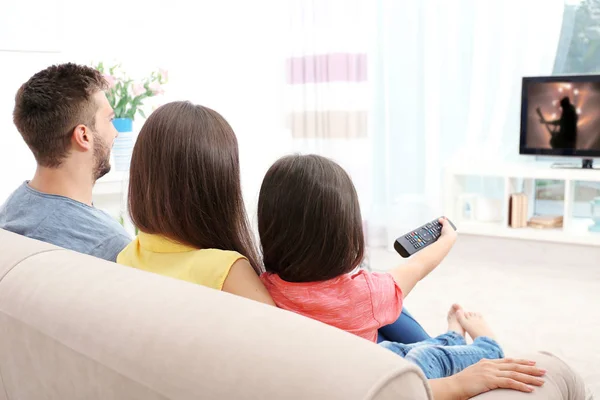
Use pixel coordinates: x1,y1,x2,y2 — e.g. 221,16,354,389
0,229,588,399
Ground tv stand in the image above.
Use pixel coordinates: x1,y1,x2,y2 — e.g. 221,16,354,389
444,161,600,246
551,158,597,169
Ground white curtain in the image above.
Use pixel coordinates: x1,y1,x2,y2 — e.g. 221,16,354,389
59,0,289,224
286,0,375,243
369,0,565,246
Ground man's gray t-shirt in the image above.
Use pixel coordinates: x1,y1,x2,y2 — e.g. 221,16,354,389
0,182,131,262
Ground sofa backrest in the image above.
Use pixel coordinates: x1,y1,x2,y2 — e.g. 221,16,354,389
0,229,432,399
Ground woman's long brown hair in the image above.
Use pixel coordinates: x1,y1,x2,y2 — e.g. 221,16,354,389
128,101,262,273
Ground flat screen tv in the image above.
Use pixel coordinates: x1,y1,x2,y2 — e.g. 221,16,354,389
520,75,600,167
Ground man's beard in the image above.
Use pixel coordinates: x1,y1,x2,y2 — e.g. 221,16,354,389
93,133,111,181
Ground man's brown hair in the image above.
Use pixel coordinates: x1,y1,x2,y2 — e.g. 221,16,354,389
128,101,262,273
258,154,365,282
13,63,107,167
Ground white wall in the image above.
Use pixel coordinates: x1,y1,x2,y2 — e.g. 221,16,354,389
0,0,64,201
0,52,61,201
0,0,291,213
0,0,62,51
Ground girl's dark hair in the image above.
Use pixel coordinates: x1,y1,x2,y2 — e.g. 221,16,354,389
128,101,262,273
258,154,364,282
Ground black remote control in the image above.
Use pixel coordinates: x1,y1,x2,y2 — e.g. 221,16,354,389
394,217,457,258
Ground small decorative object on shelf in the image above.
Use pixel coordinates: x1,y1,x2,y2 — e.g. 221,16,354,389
527,215,563,229
444,162,600,245
94,62,168,171
589,197,600,232
457,193,478,221
508,193,528,228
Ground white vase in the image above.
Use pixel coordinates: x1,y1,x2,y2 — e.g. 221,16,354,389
112,118,135,172
112,132,135,171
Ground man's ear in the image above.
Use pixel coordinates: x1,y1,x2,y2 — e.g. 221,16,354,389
72,124,92,151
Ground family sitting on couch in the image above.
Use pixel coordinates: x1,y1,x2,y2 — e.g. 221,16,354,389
0,63,583,399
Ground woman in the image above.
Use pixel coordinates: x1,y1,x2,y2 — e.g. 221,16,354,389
118,101,548,398
117,101,273,305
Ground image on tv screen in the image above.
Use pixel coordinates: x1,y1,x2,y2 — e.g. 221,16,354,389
525,81,600,151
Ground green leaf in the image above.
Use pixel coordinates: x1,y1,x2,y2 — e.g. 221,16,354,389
116,96,129,111
106,91,116,108
96,62,166,120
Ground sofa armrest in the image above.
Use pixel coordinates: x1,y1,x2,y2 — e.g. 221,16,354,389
471,352,588,400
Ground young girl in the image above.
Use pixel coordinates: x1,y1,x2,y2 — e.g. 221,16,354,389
257,154,503,379
117,101,274,306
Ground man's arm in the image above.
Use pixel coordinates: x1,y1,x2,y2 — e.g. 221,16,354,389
428,377,466,400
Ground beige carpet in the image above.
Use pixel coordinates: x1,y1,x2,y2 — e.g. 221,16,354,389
370,234,600,398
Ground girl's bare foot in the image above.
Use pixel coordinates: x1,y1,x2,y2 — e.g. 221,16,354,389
447,304,466,337
458,311,496,341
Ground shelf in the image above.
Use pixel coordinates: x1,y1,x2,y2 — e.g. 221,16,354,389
444,161,600,246
458,220,600,246
447,162,600,182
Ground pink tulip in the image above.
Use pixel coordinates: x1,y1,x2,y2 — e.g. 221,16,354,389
149,82,164,95
103,74,116,88
159,68,169,81
132,83,145,96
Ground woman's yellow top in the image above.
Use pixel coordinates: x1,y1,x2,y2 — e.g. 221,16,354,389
117,232,245,290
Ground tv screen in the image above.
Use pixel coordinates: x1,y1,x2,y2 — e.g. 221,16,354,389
520,75,600,158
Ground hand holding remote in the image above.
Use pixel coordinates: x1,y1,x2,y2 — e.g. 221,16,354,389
394,217,457,258
439,217,457,245
389,216,457,297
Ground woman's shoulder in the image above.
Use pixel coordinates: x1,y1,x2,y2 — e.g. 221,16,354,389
193,248,247,264
189,248,246,273
188,249,248,290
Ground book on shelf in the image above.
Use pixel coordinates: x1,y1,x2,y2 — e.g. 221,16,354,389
508,193,528,228
527,215,563,229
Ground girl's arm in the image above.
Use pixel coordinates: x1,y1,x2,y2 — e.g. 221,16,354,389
388,218,456,298
222,259,276,306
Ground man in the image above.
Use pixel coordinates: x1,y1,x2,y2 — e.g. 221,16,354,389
0,63,130,261
539,96,578,149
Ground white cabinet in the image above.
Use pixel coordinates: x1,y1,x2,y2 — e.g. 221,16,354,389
444,162,600,246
